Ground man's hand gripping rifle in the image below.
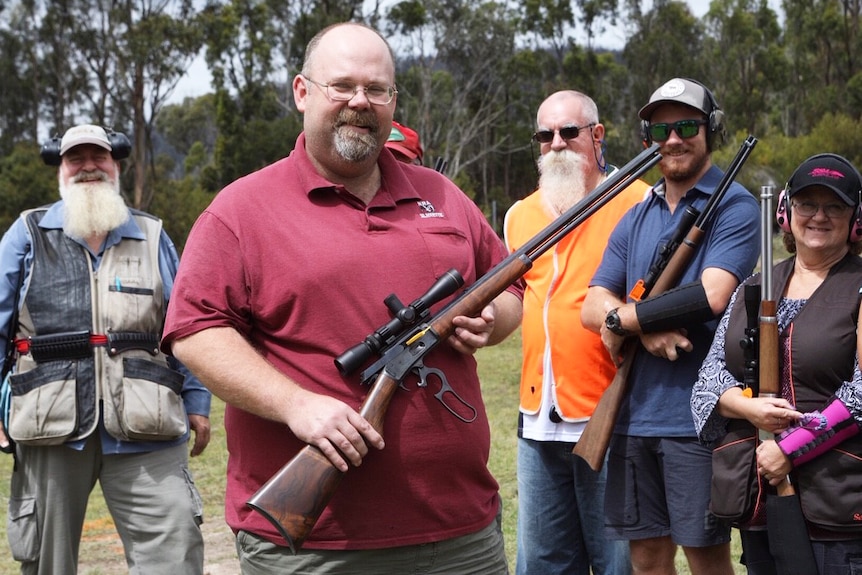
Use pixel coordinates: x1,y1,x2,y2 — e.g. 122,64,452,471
246,144,663,554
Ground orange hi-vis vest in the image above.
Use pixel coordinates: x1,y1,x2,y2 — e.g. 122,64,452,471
504,179,649,420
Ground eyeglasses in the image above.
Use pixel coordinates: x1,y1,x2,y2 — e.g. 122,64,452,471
791,201,851,218
647,119,707,142
304,77,397,105
533,123,595,144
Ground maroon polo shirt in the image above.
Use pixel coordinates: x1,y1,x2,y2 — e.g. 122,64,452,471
163,133,522,549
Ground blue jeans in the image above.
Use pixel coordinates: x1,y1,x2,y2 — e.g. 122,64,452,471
516,437,630,575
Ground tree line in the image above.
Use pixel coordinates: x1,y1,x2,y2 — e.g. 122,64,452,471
2,0,862,248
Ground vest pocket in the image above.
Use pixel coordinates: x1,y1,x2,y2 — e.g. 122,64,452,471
108,357,187,441
7,361,77,445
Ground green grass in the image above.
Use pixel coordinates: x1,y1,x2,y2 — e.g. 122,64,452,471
0,329,745,574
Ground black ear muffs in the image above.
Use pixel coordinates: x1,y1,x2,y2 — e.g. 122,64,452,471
40,128,132,166
776,153,862,242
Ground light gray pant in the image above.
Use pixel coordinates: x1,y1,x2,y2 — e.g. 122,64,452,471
7,439,204,575
236,502,509,574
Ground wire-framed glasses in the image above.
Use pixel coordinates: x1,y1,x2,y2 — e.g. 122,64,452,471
304,77,397,105
791,201,851,218
533,123,595,144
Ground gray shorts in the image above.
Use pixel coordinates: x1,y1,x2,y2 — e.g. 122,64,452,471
604,435,730,547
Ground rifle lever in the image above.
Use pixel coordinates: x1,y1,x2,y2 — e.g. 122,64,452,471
414,363,477,423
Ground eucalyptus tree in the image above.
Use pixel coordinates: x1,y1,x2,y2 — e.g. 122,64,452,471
703,0,787,137
621,0,709,115
0,1,89,149
385,0,523,212
108,0,203,209
783,0,862,134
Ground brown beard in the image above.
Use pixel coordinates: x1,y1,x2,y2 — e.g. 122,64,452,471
59,171,129,239
537,149,588,218
661,142,710,183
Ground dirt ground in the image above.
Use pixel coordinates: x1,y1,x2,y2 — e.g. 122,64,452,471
77,508,240,575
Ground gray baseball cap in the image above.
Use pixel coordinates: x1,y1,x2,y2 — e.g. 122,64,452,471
638,78,714,120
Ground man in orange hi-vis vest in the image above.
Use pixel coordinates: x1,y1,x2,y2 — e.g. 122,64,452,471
504,90,649,575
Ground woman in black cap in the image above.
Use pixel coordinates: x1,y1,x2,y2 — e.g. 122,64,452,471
693,153,862,574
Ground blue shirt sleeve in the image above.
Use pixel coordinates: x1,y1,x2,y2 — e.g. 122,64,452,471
0,216,31,364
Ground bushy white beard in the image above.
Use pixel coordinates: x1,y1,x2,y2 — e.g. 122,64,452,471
537,149,589,218
59,171,129,239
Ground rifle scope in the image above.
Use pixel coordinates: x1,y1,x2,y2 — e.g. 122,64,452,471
335,269,464,376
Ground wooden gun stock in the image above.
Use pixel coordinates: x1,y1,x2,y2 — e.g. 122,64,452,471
246,144,662,553
572,342,636,470
574,136,758,471
248,370,401,553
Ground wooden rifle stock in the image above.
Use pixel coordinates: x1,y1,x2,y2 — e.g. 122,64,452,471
248,145,663,553
574,136,758,471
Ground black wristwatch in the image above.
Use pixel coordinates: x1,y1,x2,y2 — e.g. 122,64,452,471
604,308,630,336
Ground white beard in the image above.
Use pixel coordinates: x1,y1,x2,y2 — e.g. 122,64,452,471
537,149,589,218
59,171,129,239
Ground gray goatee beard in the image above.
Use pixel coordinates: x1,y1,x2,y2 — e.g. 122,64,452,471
537,149,589,218
59,171,129,239
333,110,379,162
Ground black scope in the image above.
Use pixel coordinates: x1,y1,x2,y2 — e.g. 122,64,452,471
335,269,464,376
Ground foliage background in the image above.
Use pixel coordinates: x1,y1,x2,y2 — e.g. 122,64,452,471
3,0,862,245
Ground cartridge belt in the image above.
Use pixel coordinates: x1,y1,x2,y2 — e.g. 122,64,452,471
15,330,160,362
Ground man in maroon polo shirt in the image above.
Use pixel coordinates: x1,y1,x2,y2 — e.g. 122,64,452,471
162,22,523,574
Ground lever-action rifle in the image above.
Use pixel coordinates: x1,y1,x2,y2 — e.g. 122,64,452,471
573,135,758,471
247,144,663,553
757,185,818,574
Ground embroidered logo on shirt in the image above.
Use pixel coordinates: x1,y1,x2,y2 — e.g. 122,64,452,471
418,200,444,218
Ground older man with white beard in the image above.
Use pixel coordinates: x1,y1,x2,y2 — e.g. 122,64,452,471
0,124,211,575
503,90,650,575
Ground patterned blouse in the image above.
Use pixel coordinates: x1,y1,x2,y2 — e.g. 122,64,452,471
692,282,862,446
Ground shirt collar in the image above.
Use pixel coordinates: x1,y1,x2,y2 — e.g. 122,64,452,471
651,165,724,200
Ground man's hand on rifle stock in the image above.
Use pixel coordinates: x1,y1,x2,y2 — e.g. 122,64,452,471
639,330,692,361
448,292,522,355
287,387,385,472
596,299,693,365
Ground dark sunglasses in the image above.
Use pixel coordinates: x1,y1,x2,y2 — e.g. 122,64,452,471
647,119,707,142
533,123,595,144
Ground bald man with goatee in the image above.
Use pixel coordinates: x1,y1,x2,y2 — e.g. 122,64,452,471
504,90,649,575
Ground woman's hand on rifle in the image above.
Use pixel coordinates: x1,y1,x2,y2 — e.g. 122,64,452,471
717,387,801,432
756,440,793,486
